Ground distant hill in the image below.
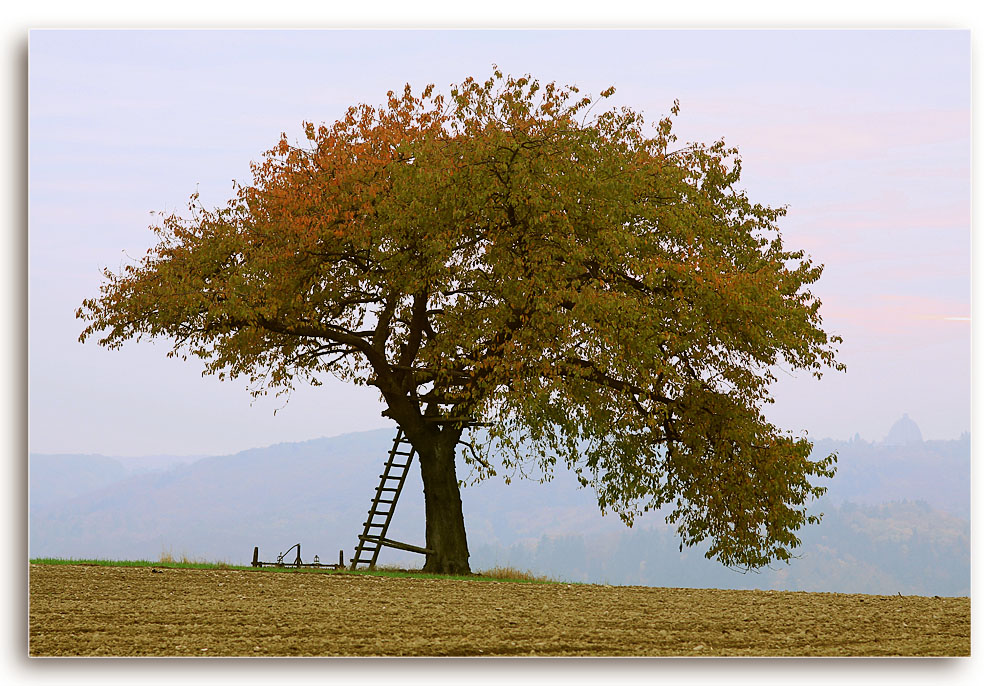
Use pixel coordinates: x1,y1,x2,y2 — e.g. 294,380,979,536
473,498,970,596
29,454,128,510
29,429,403,565
28,426,970,596
811,433,969,519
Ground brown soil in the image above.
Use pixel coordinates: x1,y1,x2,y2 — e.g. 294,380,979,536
28,564,970,657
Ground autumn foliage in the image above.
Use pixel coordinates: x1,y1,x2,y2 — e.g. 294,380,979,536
79,69,844,573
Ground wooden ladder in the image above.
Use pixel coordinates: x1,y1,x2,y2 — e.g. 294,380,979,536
350,427,432,570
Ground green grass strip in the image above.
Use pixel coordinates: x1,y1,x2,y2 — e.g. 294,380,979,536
29,558,567,585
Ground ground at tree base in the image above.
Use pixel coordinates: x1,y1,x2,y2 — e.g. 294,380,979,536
28,564,969,657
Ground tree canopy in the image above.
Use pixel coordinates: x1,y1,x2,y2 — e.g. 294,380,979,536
79,69,844,571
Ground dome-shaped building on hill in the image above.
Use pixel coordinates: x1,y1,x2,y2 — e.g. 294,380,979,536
884,413,923,445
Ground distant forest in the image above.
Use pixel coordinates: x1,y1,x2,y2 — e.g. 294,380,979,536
29,426,970,596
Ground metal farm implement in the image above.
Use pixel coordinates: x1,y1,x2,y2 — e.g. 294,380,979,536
251,542,346,570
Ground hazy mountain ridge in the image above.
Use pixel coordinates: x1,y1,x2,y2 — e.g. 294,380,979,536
29,425,970,595
470,497,969,596
29,454,128,510
810,434,970,519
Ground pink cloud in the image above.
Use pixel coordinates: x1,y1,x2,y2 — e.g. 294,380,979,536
681,99,968,167
789,194,969,234
822,293,970,342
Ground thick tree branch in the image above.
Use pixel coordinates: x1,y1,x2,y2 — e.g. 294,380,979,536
557,356,677,408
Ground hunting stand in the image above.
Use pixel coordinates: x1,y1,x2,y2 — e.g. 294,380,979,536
350,416,488,570
350,427,429,569
251,413,487,572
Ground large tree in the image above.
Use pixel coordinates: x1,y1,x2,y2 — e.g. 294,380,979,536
79,70,843,575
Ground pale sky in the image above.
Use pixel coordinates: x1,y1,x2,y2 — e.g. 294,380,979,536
28,29,970,456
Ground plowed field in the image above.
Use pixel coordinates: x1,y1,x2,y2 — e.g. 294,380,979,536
28,564,970,656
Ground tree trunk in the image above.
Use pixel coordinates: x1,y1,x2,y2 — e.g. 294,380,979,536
412,432,471,575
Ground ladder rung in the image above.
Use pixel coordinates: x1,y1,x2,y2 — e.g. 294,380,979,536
369,509,391,516
382,475,404,481
363,521,387,528
378,487,400,493
383,461,409,467
372,498,394,503
353,559,373,566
